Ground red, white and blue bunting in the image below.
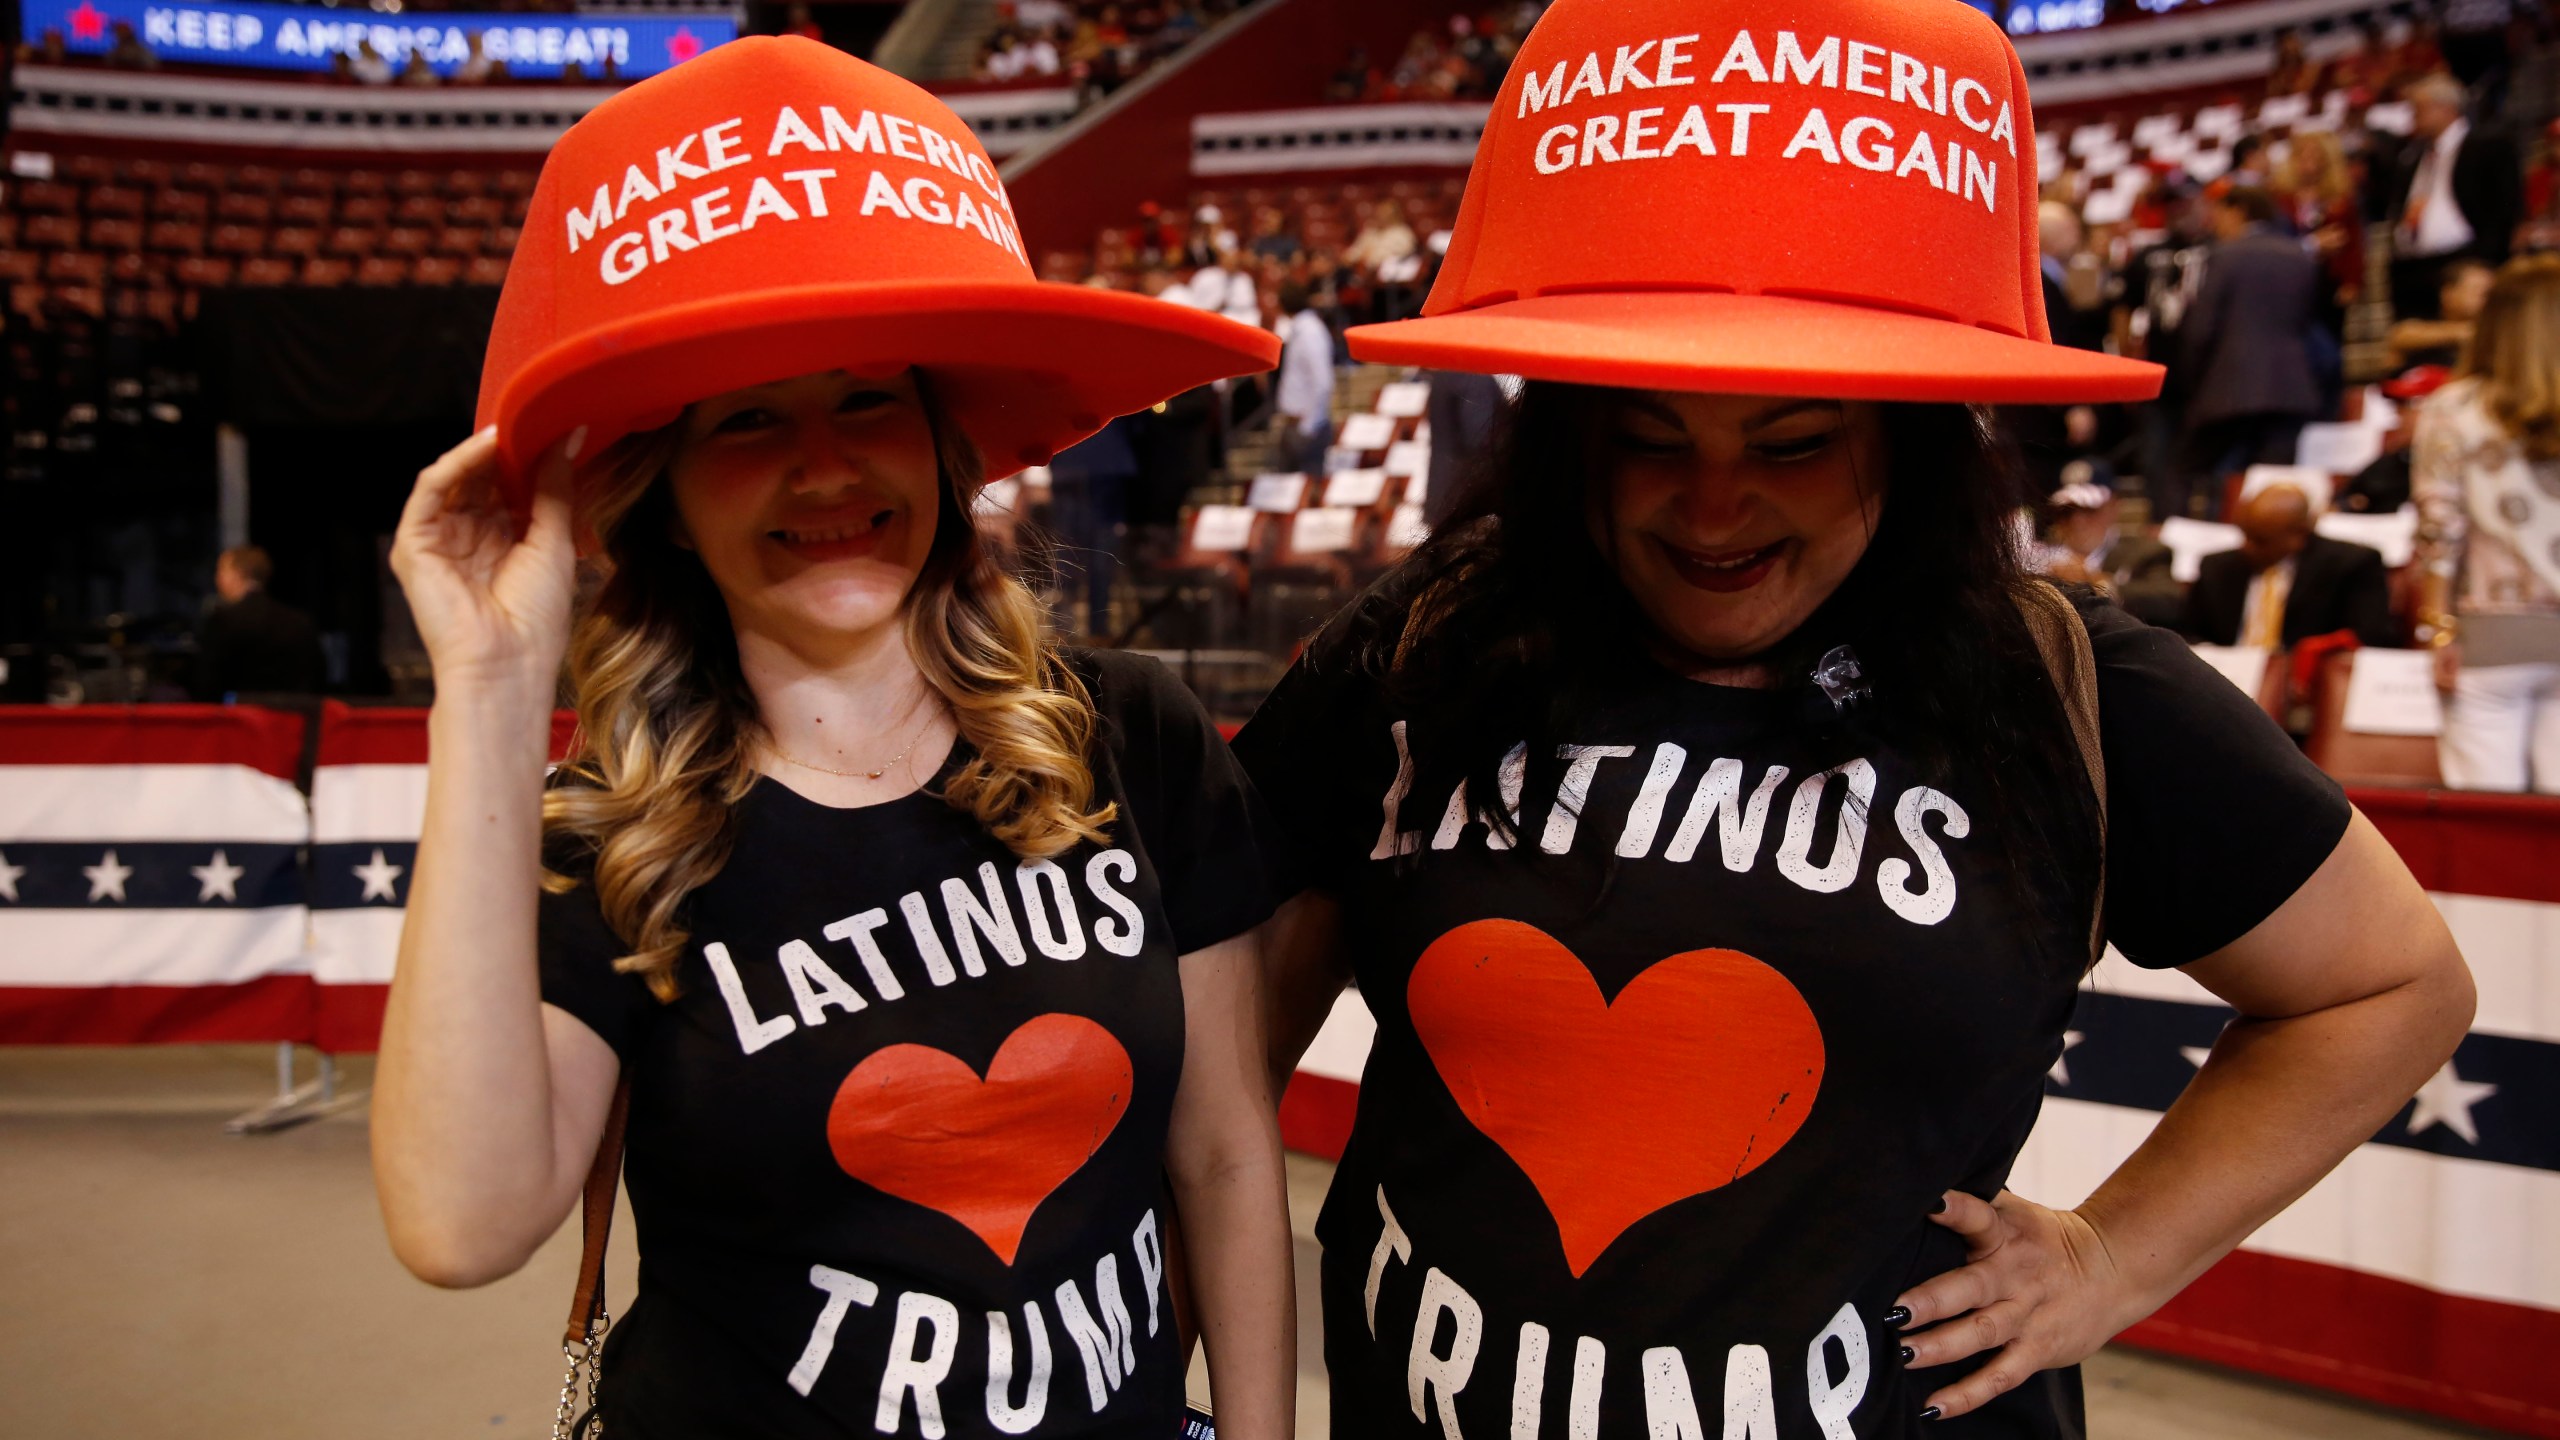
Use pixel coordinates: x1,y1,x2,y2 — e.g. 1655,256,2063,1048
1280,788,2560,1439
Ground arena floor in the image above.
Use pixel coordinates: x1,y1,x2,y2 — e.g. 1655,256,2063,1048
0,1047,2499,1440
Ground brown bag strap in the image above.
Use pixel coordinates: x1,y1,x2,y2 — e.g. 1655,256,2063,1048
564,1077,631,1349
2012,580,2110,969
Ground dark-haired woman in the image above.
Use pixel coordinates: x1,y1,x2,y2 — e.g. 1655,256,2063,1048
1236,0,2475,1436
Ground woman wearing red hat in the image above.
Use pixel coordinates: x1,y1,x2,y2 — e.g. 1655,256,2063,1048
1238,0,2475,1435
370,39,1294,1439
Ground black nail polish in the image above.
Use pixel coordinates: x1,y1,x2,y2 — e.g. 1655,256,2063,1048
1931,1195,1949,1215
1920,1406,1943,1422
1899,1345,1915,1364
1881,1305,1912,1328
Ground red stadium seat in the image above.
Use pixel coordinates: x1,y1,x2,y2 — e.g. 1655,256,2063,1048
392,169,439,197
45,251,107,285
0,251,38,284
490,224,521,254
395,194,444,225
229,164,280,193
450,195,503,226
108,251,154,283
85,217,144,252
152,188,211,222
495,169,536,195
21,214,80,249
146,220,206,255
411,254,464,286
276,193,332,227
282,167,337,196
503,192,531,223
381,226,431,257
123,158,175,189
323,225,379,257
2302,652,2443,787
341,170,389,197
268,226,321,258
19,181,80,215
339,195,394,226
216,192,275,225
0,214,16,247
238,256,297,287
464,254,510,285
209,224,265,257
50,283,106,318
175,255,237,289
85,185,146,218
302,256,354,288
64,154,115,186
443,169,491,198
356,255,412,287
432,226,484,257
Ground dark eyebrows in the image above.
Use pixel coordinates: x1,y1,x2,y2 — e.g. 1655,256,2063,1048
1611,395,1845,434
1743,399,1845,432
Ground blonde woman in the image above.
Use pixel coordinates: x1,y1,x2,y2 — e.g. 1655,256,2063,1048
370,40,1295,1438
2415,254,2560,792
2275,129,2364,322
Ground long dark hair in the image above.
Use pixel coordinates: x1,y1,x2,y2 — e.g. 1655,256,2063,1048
1335,381,2102,954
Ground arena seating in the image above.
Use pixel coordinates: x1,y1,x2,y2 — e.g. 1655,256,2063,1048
2,151,534,317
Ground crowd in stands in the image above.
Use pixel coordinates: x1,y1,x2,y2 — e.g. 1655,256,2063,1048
1324,1,1546,104
974,0,1249,100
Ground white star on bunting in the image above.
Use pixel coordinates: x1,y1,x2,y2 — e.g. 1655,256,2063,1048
84,849,134,903
353,848,405,904
2406,1061,2497,1146
190,849,246,904
2048,1030,2084,1085
0,850,23,902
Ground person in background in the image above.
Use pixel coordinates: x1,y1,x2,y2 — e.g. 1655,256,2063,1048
2037,469,2184,629
1046,414,1140,638
2185,484,2399,649
1420,368,1507,530
782,2,824,43
1273,280,1334,475
451,31,496,85
398,46,440,86
2276,129,2366,334
2388,72,2521,320
104,19,155,69
2266,28,2322,96
1342,199,1418,320
194,544,323,700
2008,202,2111,496
2414,253,2560,792
2390,255,2498,368
2173,185,2323,520
1248,206,1302,265
351,37,395,85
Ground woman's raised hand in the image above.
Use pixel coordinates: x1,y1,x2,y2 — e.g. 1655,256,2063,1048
1889,1190,2142,1421
388,426,583,695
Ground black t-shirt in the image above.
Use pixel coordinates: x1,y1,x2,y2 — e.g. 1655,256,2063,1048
1230,594,2349,1440
541,650,1278,1439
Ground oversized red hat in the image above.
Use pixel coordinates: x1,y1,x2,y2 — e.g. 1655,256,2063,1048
1348,0,2163,403
477,36,1278,506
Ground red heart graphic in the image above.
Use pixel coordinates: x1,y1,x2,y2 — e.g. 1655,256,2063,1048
1408,919,1824,1278
827,1013,1132,1265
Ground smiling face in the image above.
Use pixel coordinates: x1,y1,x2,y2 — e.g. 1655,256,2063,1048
665,368,945,653
1585,390,1888,668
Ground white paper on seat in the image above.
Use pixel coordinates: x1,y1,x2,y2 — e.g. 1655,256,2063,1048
2260,94,2311,125
1290,507,1358,554
1247,472,1309,512
1323,468,1388,507
1337,412,1396,451
2193,104,2245,137
1387,503,1430,550
2295,423,2383,477
2318,508,2420,568
1384,440,1432,478
1375,382,1430,419
2365,102,2415,136
2191,644,2273,698
1191,504,1256,553
2159,516,2244,583
2343,650,2445,736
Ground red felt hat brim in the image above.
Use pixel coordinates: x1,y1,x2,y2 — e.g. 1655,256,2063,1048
490,280,1278,509
1347,292,2164,405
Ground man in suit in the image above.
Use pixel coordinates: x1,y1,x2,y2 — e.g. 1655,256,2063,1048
2388,72,2522,320
2183,485,2399,649
194,545,323,699
2038,465,2185,629
2167,185,2324,522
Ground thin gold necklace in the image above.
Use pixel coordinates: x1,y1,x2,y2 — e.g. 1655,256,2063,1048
770,705,939,782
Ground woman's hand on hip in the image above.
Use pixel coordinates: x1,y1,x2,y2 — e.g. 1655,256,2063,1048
388,425,582,694
1891,1190,2139,1421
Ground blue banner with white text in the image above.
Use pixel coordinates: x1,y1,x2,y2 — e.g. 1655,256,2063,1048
21,0,738,79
